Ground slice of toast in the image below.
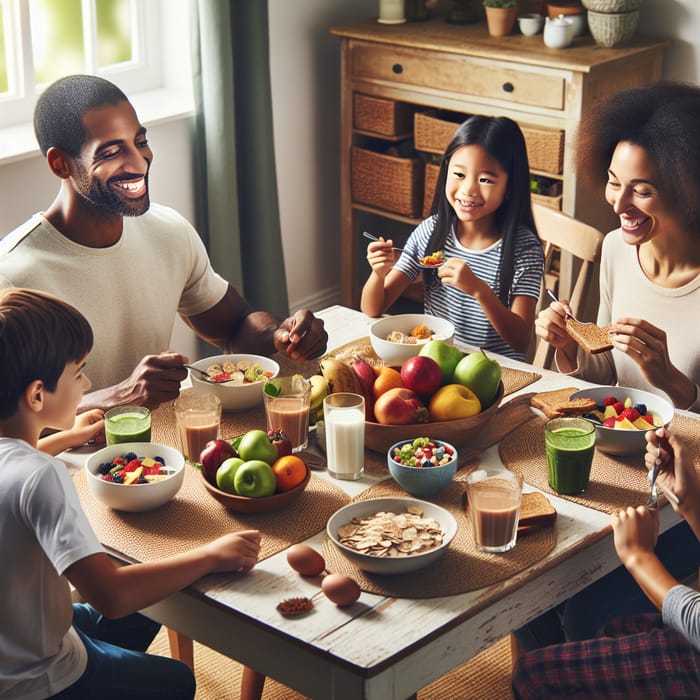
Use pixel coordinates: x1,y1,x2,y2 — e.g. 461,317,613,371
518,492,557,532
566,317,613,354
531,387,596,419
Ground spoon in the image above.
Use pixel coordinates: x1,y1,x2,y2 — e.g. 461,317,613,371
183,364,219,383
363,231,404,252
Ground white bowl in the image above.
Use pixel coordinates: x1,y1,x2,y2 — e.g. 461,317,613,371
85,442,185,512
189,354,280,412
326,497,457,574
568,386,674,456
368,314,456,367
518,13,545,35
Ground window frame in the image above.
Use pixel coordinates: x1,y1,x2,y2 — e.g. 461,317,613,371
0,0,163,130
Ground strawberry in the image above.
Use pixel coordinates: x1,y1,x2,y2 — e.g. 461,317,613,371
643,415,654,424
620,407,640,422
613,401,625,414
603,417,616,428
603,396,618,406
124,458,142,472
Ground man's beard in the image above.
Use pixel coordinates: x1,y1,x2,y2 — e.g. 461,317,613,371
74,166,150,217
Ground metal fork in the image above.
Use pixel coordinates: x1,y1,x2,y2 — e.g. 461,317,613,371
363,231,404,252
646,446,661,510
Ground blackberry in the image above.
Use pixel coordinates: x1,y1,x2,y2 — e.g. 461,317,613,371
97,461,112,475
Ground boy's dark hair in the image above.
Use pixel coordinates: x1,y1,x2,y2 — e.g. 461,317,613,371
34,74,128,157
576,81,700,236
0,288,93,419
426,115,536,306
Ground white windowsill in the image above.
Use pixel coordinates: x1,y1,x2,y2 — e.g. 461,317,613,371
0,87,195,166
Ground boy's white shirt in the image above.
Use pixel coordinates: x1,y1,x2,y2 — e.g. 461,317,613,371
0,438,103,699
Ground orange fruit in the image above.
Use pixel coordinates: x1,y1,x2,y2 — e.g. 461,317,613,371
373,366,404,400
272,455,307,492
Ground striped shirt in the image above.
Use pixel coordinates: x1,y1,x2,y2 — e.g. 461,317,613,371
394,216,543,360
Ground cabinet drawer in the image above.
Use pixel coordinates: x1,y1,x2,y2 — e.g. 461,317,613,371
350,43,565,111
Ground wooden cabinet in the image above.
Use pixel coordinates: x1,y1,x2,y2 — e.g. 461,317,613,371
331,18,666,309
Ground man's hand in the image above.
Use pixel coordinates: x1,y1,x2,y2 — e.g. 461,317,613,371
273,310,327,361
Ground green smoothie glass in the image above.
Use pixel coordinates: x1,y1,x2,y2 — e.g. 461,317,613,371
545,417,596,495
105,406,152,445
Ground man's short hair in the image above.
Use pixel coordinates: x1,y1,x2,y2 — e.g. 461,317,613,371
0,288,93,419
34,74,129,157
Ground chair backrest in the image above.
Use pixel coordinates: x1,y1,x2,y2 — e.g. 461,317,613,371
529,203,605,369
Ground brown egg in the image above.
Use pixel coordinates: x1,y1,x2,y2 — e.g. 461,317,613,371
321,573,361,607
286,544,326,577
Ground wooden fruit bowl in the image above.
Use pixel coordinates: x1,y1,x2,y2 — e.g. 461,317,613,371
364,382,504,453
199,466,310,513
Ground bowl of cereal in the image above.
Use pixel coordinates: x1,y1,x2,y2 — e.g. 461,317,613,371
85,442,185,512
189,354,280,412
326,497,457,574
369,314,456,367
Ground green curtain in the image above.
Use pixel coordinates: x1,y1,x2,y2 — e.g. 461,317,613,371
190,0,289,319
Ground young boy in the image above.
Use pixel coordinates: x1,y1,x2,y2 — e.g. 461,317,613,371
0,288,261,699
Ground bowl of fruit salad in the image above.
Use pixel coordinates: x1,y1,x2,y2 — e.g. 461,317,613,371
189,353,280,412
387,438,458,498
85,442,185,511
569,386,674,456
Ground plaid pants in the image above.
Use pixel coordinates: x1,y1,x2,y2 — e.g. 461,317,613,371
512,613,700,699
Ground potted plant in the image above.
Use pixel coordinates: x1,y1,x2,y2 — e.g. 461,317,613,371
483,0,518,36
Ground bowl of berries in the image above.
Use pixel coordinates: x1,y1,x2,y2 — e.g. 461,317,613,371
189,354,280,412
569,386,674,456
387,438,458,498
85,442,185,511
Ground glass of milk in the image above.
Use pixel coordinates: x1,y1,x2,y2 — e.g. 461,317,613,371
323,393,365,480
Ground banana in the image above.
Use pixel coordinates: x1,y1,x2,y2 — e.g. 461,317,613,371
320,357,361,395
351,357,377,421
309,374,329,410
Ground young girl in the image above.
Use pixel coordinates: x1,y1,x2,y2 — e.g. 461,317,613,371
360,115,544,360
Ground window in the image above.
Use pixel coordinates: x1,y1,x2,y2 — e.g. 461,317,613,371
0,0,163,130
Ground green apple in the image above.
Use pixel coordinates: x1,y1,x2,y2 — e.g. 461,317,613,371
237,429,278,465
418,339,463,386
233,460,277,498
216,457,244,494
452,349,502,407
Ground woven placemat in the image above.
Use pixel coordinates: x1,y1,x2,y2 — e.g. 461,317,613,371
74,464,350,564
327,337,541,397
320,478,556,598
499,412,700,514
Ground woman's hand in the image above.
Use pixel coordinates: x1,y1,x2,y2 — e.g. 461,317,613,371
366,239,397,279
534,299,578,368
612,505,659,569
611,317,696,408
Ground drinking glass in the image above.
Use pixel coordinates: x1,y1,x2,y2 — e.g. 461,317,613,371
465,467,523,553
263,375,311,452
104,406,151,446
324,393,365,481
545,417,596,494
173,393,222,463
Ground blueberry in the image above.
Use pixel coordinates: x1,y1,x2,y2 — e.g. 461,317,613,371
583,412,602,425
155,456,165,464
112,473,124,484
97,461,112,475
124,451,137,461
633,403,647,415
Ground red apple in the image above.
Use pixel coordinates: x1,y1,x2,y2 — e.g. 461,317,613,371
199,439,237,485
400,355,442,397
373,387,429,425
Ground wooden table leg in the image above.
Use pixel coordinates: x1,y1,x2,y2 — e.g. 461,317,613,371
167,628,194,670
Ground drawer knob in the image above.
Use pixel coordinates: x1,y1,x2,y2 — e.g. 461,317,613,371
392,63,403,74
502,82,514,93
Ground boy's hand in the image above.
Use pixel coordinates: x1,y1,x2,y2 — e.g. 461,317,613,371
612,505,658,569
73,408,106,445
206,530,262,574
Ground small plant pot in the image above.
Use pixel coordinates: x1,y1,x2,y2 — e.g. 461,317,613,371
485,6,518,36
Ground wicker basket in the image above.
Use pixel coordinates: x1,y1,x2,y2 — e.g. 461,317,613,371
582,0,642,11
531,192,563,210
422,162,440,218
521,124,565,174
353,94,414,138
414,111,466,154
587,9,640,47
351,146,424,218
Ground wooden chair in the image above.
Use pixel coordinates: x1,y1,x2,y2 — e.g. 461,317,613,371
529,203,605,370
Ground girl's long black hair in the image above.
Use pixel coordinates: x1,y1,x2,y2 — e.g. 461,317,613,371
425,115,536,306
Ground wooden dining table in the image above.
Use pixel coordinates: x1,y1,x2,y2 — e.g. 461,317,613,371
60,305,691,700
